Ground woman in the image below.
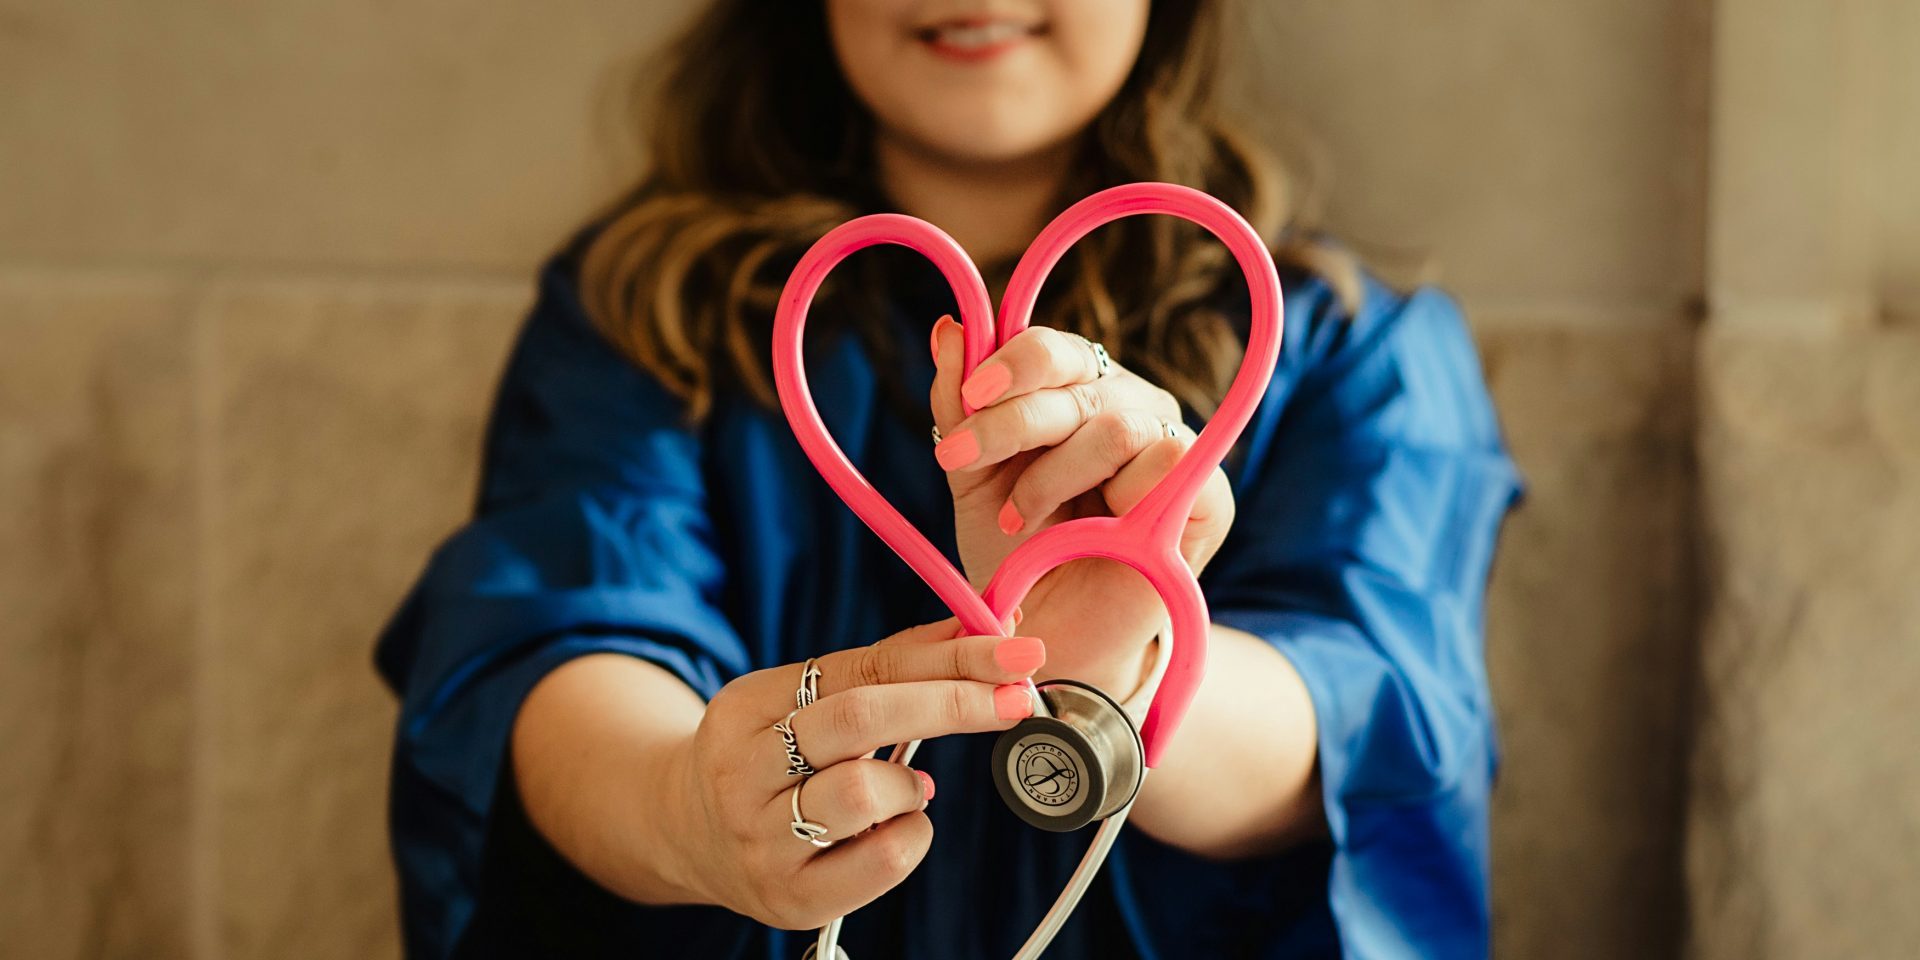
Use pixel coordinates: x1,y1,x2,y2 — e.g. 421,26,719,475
377,1,1520,957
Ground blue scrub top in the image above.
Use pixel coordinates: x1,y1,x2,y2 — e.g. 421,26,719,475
376,243,1521,959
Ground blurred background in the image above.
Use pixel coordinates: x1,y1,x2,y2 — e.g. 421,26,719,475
3,0,1915,957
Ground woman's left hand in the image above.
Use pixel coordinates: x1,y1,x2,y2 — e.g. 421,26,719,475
927,316,1237,698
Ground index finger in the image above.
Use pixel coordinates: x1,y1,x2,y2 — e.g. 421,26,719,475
727,619,1042,721
958,326,1102,409
811,632,1046,700
788,678,1035,771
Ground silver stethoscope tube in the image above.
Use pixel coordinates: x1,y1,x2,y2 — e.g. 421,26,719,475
1009,799,1136,959
810,792,1140,960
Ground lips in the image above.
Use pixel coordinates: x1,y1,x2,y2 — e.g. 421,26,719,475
916,17,1045,62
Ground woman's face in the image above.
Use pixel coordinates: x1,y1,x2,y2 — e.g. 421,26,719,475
826,0,1151,166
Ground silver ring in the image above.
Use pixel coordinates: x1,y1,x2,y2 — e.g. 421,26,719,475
1068,332,1113,379
1159,417,1179,439
930,424,943,447
789,777,832,848
774,710,815,777
796,658,822,709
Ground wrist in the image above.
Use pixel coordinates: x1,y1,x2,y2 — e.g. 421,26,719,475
627,731,712,906
1117,635,1166,718
1037,631,1159,705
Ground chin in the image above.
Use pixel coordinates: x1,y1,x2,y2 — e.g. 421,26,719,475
897,109,1083,169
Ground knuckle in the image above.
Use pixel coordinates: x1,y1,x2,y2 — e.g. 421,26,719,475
1066,382,1104,423
947,637,975,679
1026,325,1064,350
836,764,882,821
754,882,807,930
1008,397,1046,438
1011,468,1061,519
944,682,976,726
1001,333,1040,376
874,830,925,879
1009,473,1042,513
1037,327,1076,368
1145,435,1182,469
1092,410,1144,461
833,689,881,741
853,646,892,688
1065,326,1099,361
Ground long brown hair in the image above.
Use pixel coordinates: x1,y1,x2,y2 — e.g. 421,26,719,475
578,0,1359,421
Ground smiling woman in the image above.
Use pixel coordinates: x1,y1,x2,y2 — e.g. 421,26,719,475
374,1,1520,958
831,3,1146,170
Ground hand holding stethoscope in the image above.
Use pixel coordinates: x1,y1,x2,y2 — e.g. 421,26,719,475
654,617,1043,933
928,315,1236,703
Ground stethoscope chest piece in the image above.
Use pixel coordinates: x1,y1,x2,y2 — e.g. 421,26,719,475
990,680,1144,832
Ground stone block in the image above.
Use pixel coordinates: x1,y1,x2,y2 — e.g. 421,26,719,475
1476,322,1698,960
1228,0,1709,306
1688,325,1920,960
0,0,702,271
202,279,527,958
0,272,197,959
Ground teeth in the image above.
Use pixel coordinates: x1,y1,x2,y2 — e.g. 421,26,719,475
933,22,1028,49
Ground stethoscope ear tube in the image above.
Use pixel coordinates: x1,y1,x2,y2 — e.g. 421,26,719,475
810,789,1144,960
778,181,1283,960
1010,804,1137,960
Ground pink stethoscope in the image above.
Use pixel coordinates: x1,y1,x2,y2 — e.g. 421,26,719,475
772,182,1283,959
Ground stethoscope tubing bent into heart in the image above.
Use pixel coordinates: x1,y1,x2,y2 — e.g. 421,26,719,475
771,181,1284,959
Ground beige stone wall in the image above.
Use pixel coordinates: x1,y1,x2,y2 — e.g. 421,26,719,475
1,1,1910,958
1686,2,1920,958
1237,3,1708,956
0,1,682,953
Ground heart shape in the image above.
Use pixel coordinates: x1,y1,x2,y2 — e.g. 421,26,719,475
773,182,1283,764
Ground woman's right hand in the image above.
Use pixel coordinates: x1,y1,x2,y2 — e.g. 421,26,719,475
660,619,1046,929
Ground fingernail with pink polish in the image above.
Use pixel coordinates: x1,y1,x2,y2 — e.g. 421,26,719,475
961,363,1012,407
917,770,936,802
993,636,1046,675
934,429,978,470
994,683,1035,720
929,315,952,362
997,500,1023,535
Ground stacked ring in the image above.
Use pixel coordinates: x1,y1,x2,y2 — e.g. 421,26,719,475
1068,332,1113,379
790,778,832,849
796,657,822,709
774,710,815,778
